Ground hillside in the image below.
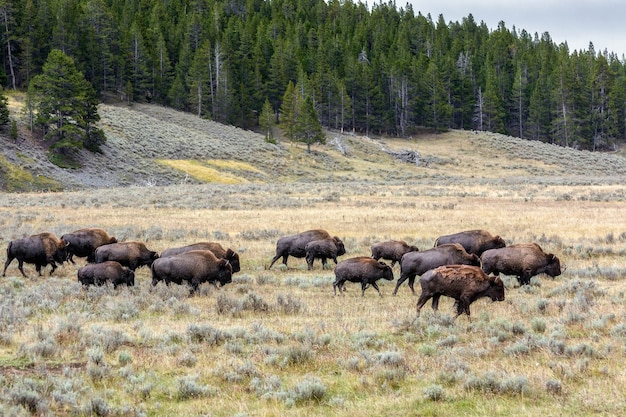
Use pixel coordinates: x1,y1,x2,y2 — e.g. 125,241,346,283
2,100,626,192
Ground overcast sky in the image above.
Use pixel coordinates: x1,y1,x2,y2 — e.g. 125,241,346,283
403,0,625,57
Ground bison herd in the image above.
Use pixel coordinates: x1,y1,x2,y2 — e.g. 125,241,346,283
2,227,562,319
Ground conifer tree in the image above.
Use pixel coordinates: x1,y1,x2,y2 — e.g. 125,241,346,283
29,49,105,160
259,98,276,143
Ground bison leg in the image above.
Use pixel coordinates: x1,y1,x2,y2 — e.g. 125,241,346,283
390,260,397,268
333,279,344,295
369,281,382,297
408,276,417,295
392,273,413,296
2,256,15,277
431,294,441,312
269,253,287,269
305,255,314,270
416,293,432,316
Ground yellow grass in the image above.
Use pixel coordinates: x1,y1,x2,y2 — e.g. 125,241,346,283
205,159,266,175
156,159,248,184
0,180,625,415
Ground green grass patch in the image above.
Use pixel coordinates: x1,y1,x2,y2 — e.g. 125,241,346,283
0,154,63,191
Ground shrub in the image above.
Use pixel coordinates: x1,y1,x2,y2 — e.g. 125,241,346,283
176,375,216,400
423,384,446,401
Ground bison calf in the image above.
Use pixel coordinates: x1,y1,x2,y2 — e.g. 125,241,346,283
160,242,241,273
371,240,419,267
151,250,232,293
333,257,394,296
305,236,346,270
416,265,505,319
78,261,135,288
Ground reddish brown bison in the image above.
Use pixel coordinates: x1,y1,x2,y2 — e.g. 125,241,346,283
269,229,331,269
160,242,241,273
333,257,394,296
305,236,346,270
416,265,505,319
78,261,135,288
393,243,481,296
94,241,158,271
371,240,419,267
3,232,68,277
480,243,562,285
61,228,118,263
435,229,506,256
151,250,232,293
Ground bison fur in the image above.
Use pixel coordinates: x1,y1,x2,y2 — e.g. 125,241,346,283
161,242,241,273
435,229,506,256
62,228,117,263
416,265,505,319
480,243,561,285
269,229,331,269
3,232,68,278
371,240,419,267
394,243,481,296
333,257,394,296
151,249,232,293
305,236,346,270
78,261,135,288
94,241,158,271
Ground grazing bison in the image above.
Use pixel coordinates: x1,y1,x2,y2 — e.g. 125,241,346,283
481,243,562,285
78,261,135,288
3,232,68,278
61,228,118,263
160,242,240,273
435,229,506,256
333,257,394,296
94,241,158,270
269,229,332,269
371,240,419,267
305,236,346,270
393,243,481,296
416,265,505,319
151,250,232,293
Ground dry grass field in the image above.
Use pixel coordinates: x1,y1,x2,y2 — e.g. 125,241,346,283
1,102,626,416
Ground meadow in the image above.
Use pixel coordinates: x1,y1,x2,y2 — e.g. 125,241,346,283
1,176,626,416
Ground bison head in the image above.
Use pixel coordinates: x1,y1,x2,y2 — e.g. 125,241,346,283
488,276,506,301
545,254,562,278
333,237,346,256
378,261,394,281
216,259,233,286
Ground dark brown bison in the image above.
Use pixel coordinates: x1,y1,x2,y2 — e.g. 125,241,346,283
480,243,562,285
371,240,419,267
393,243,481,296
269,229,331,269
151,250,232,293
160,242,241,273
333,257,394,296
78,261,135,288
435,229,506,256
305,236,346,270
94,241,158,270
416,265,505,319
61,228,118,263
3,232,68,277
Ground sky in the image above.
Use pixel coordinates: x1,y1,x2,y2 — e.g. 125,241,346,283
404,0,626,57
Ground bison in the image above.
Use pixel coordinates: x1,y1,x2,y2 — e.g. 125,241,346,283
3,232,68,278
94,241,158,270
61,228,118,263
333,257,394,296
435,229,506,256
304,236,346,270
269,229,332,269
160,242,241,273
393,243,481,296
78,261,135,288
480,243,562,285
151,250,232,293
371,240,419,267
416,265,505,319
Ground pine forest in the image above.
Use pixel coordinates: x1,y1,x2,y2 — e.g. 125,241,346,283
2,0,626,151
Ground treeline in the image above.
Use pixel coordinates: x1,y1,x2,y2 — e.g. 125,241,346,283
2,0,626,150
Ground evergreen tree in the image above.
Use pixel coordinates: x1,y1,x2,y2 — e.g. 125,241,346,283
29,49,105,161
294,95,325,153
0,87,9,127
259,97,276,143
279,80,298,140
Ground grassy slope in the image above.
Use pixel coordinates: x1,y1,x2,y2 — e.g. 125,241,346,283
2,95,626,190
